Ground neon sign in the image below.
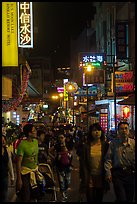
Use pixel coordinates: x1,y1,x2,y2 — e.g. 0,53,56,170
18,2,33,48
79,52,104,68
57,87,64,93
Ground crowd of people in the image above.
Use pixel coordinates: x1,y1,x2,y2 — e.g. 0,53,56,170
2,121,135,202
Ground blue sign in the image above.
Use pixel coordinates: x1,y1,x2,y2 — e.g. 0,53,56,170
79,52,105,68
74,86,97,96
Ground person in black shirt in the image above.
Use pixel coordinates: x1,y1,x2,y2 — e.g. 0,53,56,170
2,135,15,202
37,130,48,164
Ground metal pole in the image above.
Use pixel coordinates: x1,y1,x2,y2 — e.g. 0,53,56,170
72,94,74,126
113,57,117,132
86,74,89,132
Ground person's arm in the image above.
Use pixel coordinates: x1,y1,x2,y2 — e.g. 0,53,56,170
104,142,113,182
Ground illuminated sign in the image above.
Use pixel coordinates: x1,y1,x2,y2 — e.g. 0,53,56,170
74,86,97,96
116,83,134,93
64,85,68,101
123,106,130,118
57,87,64,93
115,71,134,82
100,113,108,133
18,2,33,48
2,2,18,66
79,52,104,68
115,71,134,93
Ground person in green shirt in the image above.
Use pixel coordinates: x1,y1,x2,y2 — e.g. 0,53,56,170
16,123,42,202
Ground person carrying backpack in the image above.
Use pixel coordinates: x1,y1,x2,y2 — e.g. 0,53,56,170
55,134,73,202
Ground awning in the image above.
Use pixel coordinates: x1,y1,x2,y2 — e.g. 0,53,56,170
117,94,135,106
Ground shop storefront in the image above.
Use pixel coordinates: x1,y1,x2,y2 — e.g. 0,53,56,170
95,98,131,133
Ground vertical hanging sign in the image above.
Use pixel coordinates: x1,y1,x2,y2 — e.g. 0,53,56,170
115,21,128,59
18,2,33,48
2,2,18,66
64,85,68,102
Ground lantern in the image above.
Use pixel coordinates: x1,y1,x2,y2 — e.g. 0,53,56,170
123,106,130,118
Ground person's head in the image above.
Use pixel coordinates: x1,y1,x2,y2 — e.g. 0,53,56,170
37,129,45,142
118,121,129,140
23,124,37,138
58,134,65,144
87,123,105,142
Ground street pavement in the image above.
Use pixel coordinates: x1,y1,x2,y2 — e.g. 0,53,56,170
7,148,118,202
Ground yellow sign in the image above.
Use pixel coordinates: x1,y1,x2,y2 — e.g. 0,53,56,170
2,2,18,66
64,85,68,101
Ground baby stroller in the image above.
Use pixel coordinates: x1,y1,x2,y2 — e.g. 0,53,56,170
38,163,57,202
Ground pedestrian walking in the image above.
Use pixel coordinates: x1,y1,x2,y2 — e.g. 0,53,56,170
104,121,135,202
37,129,48,164
2,135,15,202
79,123,110,202
54,134,73,202
16,123,44,202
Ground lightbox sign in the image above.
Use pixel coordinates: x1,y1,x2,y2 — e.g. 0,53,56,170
64,84,68,102
18,2,33,48
2,2,18,66
79,53,104,68
116,83,134,93
115,71,134,93
115,71,133,83
57,87,64,93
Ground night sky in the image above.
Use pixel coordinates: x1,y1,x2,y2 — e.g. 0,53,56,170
31,2,96,68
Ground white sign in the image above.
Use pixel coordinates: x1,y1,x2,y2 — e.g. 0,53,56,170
18,2,33,48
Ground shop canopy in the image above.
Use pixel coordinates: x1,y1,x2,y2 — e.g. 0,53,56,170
117,93,135,106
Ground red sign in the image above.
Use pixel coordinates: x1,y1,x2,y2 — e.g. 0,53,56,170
116,83,134,93
123,106,130,118
115,71,134,93
115,71,134,83
100,113,108,133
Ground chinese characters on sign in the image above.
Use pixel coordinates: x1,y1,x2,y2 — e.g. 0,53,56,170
79,53,104,68
18,2,33,48
115,71,134,93
115,21,128,59
100,113,108,133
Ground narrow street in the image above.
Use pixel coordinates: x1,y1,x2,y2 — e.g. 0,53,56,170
7,149,116,202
